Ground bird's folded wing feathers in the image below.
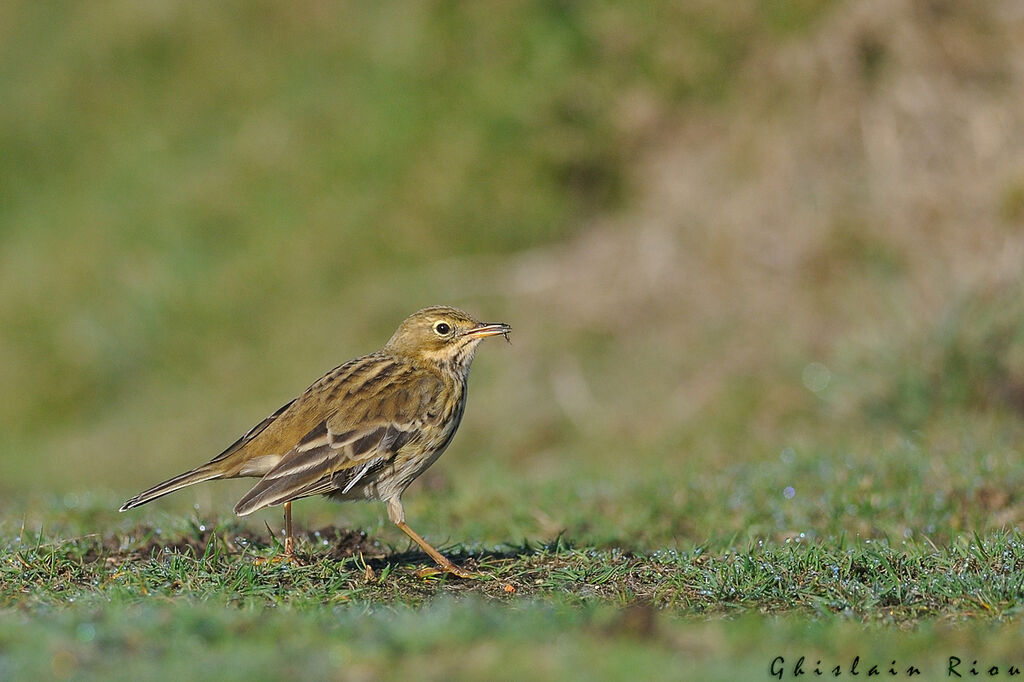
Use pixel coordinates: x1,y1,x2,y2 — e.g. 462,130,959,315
233,371,443,514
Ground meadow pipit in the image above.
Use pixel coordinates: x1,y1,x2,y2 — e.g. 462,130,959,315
120,306,511,578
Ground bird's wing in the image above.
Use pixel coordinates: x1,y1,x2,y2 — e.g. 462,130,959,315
203,354,388,475
233,368,445,514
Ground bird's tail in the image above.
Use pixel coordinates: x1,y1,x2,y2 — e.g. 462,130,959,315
119,465,223,512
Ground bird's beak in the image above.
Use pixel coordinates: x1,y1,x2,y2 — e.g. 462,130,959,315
465,322,512,340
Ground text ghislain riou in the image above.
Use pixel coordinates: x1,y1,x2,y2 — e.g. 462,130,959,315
770,655,1023,678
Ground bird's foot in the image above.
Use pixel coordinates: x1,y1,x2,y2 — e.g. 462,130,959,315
416,561,482,579
254,537,303,565
253,552,304,566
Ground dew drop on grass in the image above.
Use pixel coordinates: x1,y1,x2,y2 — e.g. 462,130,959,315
783,487,796,500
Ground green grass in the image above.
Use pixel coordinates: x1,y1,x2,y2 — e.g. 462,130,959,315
5,501,1024,679
7,507,1024,618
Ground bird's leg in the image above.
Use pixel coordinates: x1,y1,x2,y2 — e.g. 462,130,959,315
253,501,301,565
396,521,479,579
283,501,294,558
387,498,479,579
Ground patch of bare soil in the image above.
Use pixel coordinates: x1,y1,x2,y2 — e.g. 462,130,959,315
83,523,382,565
514,0,1024,329
296,526,385,560
501,0,1024,432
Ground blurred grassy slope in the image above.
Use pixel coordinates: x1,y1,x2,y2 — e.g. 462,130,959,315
0,0,834,487
3,0,1024,552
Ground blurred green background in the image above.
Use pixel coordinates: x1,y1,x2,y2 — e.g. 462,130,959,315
2,0,1024,548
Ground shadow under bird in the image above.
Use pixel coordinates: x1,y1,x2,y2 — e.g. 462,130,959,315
120,305,511,578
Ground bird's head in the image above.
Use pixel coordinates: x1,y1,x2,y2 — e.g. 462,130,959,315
385,305,511,370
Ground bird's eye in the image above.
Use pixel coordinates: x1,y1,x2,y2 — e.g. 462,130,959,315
433,321,452,336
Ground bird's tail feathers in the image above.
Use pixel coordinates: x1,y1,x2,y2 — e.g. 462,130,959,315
119,465,222,512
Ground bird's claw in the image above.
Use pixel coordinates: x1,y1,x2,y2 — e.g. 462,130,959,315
253,552,303,566
416,563,481,579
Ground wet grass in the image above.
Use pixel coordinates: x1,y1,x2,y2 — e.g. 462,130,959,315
5,404,1024,678
6,512,1024,619
5,501,1024,679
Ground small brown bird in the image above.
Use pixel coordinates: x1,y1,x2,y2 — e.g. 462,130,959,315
120,305,511,577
